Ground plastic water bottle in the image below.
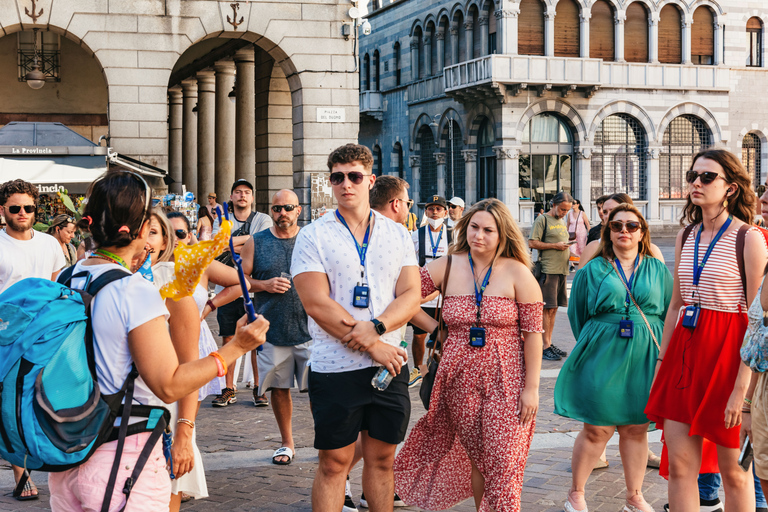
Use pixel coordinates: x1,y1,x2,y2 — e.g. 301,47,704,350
371,341,408,391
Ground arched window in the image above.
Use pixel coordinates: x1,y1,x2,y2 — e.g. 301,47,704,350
427,22,438,76
363,54,370,91
590,0,615,61
393,42,401,85
554,0,580,58
472,7,482,58
625,2,649,63
659,5,682,64
743,134,762,186
477,118,497,199
373,50,380,91
747,17,763,67
519,113,574,211
692,6,715,65
518,0,545,56
440,17,451,66
415,26,424,80
393,142,404,178
442,118,466,200
660,115,711,199
456,11,467,62
373,145,382,176
419,126,438,199
592,114,648,201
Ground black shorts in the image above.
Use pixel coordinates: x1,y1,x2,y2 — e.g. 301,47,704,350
538,273,568,309
216,298,244,338
308,365,411,450
409,307,437,335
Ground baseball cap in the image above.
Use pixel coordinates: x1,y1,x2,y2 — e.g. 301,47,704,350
231,179,254,193
425,195,447,208
448,197,465,208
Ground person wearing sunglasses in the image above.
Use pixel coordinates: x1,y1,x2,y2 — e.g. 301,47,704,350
0,179,67,500
555,203,672,512
46,214,78,268
291,143,420,512
446,196,465,229
644,149,768,512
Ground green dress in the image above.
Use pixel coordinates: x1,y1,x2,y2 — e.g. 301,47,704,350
554,256,672,426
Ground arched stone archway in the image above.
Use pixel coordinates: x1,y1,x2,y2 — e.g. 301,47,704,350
656,102,722,144
516,99,587,143
588,100,656,143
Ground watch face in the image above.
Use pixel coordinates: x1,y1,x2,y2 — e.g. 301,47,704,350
374,321,386,335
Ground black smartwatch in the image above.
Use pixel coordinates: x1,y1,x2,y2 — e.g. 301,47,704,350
371,318,386,336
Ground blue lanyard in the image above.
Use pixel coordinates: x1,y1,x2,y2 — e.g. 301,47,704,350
336,209,373,274
427,227,443,259
693,216,732,288
614,255,639,308
468,252,493,324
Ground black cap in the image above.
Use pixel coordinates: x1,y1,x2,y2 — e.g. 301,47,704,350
231,179,254,193
425,195,447,208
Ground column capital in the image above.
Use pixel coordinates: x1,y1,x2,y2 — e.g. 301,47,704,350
544,11,556,21
196,69,216,91
213,59,236,75
409,155,421,167
577,147,593,160
492,146,520,160
461,149,477,162
168,85,183,103
494,8,519,19
410,38,419,48
682,19,692,29
647,147,661,160
648,13,659,25
580,12,591,22
714,20,724,30
181,78,198,95
436,30,445,41
423,36,431,45
233,46,255,63
615,12,626,24
450,27,459,36
434,152,446,164
478,16,489,26
464,21,473,30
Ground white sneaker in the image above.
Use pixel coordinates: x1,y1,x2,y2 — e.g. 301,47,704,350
343,476,358,512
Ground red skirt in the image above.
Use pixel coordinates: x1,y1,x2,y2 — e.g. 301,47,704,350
645,307,747,451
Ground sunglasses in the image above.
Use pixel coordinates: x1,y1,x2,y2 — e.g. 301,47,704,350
175,229,188,239
686,170,725,185
7,205,35,214
389,198,414,209
608,221,642,233
271,204,298,213
329,171,368,186
448,204,461,209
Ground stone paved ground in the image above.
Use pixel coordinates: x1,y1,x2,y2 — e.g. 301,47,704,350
0,238,678,511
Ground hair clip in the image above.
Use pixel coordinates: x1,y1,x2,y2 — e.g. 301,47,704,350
118,226,130,233
83,215,93,226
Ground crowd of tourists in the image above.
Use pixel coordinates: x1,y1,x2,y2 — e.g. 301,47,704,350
2,143,768,512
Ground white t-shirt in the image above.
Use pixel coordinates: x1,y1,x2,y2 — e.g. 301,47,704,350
412,224,450,308
291,209,418,373
69,261,170,416
0,229,66,293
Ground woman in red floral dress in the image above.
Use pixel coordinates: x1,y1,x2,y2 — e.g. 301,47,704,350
394,198,544,512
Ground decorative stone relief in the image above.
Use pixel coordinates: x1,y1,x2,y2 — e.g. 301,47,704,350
434,152,446,164
409,155,421,167
578,148,593,160
647,148,661,160
462,150,477,162
493,146,519,160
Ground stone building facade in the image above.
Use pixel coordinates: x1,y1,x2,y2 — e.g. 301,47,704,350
0,0,359,217
358,0,768,228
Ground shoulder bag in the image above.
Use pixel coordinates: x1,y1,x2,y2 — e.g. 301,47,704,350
610,260,661,352
532,215,547,280
419,255,452,410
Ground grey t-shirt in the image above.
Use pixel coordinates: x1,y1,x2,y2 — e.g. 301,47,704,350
251,229,311,347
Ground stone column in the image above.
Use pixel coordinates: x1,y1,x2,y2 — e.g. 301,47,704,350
580,12,591,58
462,149,477,204
214,60,236,203
682,19,692,65
167,86,183,194
196,70,216,202
493,146,520,218
646,147,661,223
450,26,459,64
409,155,421,204
648,13,659,63
234,47,256,187
424,35,433,76
544,11,556,57
714,21,724,65
479,16,489,55
436,30,445,71
495,8,519,55
465,21,474,60
615,13,626,62
575,148,593,221
410,38,420,80
181,79,198,198
435,152,446,197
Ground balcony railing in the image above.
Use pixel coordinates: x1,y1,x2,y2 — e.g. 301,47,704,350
407,75,445,104
359,91,383,120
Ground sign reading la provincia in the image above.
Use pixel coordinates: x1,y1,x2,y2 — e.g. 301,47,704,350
10,147,53,154
37,184,67,193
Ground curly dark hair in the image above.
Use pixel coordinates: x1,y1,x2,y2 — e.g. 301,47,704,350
327,143,373,173
0,179,39,205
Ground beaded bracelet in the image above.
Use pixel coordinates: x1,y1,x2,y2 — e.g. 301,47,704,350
210,351,227,377
177,418,195,429
745,397,753,405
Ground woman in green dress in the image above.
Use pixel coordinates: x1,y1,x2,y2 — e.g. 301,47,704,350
556,203,672,512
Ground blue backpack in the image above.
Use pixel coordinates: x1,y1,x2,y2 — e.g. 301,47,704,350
0,267,170,511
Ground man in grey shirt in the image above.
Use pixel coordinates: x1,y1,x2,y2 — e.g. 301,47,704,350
241,189,310,465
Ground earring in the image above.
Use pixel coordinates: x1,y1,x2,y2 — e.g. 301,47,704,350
723,198,728,208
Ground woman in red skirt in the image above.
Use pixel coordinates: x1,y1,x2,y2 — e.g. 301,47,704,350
645,149,768,512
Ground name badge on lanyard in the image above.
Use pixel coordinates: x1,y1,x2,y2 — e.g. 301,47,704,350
336,210,373,308
468,252,492,348
615,255,639,339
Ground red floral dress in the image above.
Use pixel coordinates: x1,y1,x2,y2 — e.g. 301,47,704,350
393,267,544,512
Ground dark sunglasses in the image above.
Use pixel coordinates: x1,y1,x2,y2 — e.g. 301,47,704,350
389,198,414,209
329,171,367,186
175,229,188,239
608,221,642,233
271,204,298,213
686,170,725,185
448,204,461,209
7,205,35,214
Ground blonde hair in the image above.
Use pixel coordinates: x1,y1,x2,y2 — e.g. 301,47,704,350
449,198,532,268
150,209,176,263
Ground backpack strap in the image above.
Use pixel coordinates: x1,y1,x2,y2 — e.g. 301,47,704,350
418,226,426,267
682,223,696,248
736,224,749,300
57,264,76,286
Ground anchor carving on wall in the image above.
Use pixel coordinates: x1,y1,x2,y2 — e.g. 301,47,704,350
25,0,44,24
227,3,244,30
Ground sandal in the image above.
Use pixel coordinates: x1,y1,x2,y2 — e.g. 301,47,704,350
272,446,294,465
13,478,39,501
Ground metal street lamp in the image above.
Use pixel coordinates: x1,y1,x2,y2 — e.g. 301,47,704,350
25,29,45,90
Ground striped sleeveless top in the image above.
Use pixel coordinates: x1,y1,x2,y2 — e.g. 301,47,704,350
678,225,758,313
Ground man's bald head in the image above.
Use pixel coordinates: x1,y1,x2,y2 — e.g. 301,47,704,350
270,189,301,230
272,189,299,205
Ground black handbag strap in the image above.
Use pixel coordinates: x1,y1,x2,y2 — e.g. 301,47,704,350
428,255,452,361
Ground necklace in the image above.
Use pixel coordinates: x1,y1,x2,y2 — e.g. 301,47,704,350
90,248,129,269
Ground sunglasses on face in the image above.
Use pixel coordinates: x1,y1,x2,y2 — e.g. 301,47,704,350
389,198,414,209
686,170,725,185
608,221,642,233
448,204,461,209
329,171,367,186
7,205,35,214
271,204,298,213
175,229,188,239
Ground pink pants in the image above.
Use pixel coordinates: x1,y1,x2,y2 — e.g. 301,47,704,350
49,432,171,512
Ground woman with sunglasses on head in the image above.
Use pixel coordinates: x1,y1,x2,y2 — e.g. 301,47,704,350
556,204,672,512
48,171,268,512
644,149,768,512
46,214,78,267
